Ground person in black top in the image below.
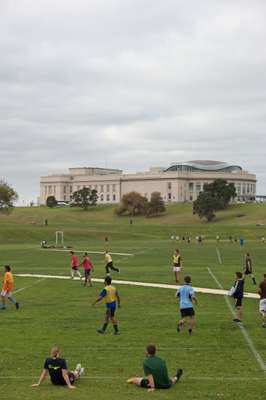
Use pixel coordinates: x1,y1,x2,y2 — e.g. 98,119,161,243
232,272,244,323
32,346,84,389
243,252,256,285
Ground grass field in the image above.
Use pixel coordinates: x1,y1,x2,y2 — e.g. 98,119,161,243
0,204,266,400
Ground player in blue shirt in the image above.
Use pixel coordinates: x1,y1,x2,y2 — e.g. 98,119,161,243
176,275,197,335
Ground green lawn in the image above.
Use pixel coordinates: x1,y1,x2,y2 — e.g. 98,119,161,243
0,205,265,399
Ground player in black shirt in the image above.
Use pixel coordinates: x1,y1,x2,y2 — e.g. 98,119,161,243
243,252,256,285
232,272,245,323
32,346,84,389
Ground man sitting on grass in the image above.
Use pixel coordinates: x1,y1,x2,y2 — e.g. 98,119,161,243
32,346,84,389
127,344,183,391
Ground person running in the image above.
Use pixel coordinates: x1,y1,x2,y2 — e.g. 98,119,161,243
258,274,266,328
176,276,197,335
243,252,256,285
231,271,245,323
0,265,19,310
70,251,82,280
32,345,84,389
172,249,182,283
81,252,94,286
127,344,183,391
93,275,121,335
105,250,120,274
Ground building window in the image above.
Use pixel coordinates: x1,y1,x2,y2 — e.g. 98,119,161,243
189,195,193,201
100,185,104,192
106,194,110,201
64,195,66,201
100,194,104,201
189,182,194,191
106,184,110,192
44,186,47,195
48,185,52,194
168,193,172,200
196,183,201,192
69,186,72,193
113,194,116,201
112,184,116,192
63,186,66,193
168,182,172,190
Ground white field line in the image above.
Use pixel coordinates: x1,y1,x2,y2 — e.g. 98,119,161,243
13,278,46,295
40,249,134,256
14,274,260,300
207,267,266,376
0,375,264,381
215,247,223,265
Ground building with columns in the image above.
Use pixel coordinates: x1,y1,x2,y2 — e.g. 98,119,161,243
40,161,256,205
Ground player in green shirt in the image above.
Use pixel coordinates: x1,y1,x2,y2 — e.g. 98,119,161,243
127,344,183,391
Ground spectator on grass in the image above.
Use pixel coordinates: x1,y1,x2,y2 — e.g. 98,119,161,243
32,346,84,389
127,344,183,391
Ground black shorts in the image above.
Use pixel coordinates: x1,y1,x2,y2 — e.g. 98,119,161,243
52,372,75,386
72,266,78,271
84,269,91,277
235,297,243,307
181,307,195,317
244,269,252,275
106,307,116,317
68,372,75,384
140,378,151,388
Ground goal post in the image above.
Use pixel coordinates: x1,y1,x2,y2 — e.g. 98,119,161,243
55,231,64,247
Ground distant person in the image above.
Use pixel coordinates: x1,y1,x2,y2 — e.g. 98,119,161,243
81,252,94,287
127,344,183,391
243,252,256,285
130,219,133,225
229,235,233,243
93,275,121,335
187,236,191,244
0,265,19,310
32,345,84,389
216,235,220,243
261,236,265,244
231,272,244,323
234,237,238,244
258,274,266,328
239,237,244,247
69,251,82,280
172,249,182,283
105,251,120,273
176,276,197,335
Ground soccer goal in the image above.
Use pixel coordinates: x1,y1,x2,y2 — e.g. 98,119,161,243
55,231,64,247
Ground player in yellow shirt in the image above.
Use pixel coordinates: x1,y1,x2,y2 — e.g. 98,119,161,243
172,249,182,283
0,265,19,310
104,250,120,274
93,276,121,335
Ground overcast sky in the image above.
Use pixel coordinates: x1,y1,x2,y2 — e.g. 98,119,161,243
1,0,266,203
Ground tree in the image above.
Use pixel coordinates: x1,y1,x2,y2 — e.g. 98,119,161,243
46,196,57,208
115,191,148,216
193,179,237,221
0,180,18,214
71,187,98,210
146,192,166,216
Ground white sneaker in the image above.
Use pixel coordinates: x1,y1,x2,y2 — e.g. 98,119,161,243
80,367,85,376
75,363,82,373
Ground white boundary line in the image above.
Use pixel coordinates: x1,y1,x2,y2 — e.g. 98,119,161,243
215,247,223,265
14,274,260,299
13,278,47,295
0,375,264,381
40,249,134,256
207,267,266,376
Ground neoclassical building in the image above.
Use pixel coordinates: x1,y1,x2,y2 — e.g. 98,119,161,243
39,161,256,205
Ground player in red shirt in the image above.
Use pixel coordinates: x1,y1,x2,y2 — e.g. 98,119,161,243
81,253,94,287
69,251,82,280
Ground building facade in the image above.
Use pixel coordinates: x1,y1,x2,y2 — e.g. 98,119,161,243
40,161,256,205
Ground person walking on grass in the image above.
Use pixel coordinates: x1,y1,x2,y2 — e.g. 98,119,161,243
105,250,120,274
0,265,19,310
231,271,245,323
176,276,197,335
127,344,183,391
70,251,82,280
93,275,121,335
258,273,266,328
32,345,84,389
172,249,182,283
81,252,94,286
243,252,256,285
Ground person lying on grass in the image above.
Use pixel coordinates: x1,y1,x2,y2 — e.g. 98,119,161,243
32,346,84,389
127,344,183,391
